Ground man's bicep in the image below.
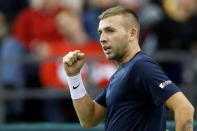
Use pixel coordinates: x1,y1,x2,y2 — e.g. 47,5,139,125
165,91,190,110
93,101,107,123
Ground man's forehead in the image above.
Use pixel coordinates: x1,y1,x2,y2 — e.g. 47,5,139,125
98,15,123,30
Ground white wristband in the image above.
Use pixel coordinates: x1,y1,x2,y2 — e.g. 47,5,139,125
66,73,86,99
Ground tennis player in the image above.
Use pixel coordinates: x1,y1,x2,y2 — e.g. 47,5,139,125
63,6,194,131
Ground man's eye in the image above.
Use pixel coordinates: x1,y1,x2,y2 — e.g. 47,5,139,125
98,31,101,36
107,29,114,32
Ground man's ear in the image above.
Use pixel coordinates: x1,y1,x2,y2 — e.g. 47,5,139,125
129,28,137,41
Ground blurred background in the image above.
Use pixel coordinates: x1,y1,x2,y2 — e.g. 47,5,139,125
0,0,197,130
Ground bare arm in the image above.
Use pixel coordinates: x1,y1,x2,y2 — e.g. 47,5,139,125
73,94,107,128
63,50,107,128
165,92,194,131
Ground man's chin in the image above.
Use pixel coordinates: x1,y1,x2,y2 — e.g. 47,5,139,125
105,54,115,60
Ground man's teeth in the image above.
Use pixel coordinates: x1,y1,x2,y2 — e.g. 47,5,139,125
104,47,110,50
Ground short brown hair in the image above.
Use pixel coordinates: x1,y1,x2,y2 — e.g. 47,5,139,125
98,6,138,22
99,6,140,36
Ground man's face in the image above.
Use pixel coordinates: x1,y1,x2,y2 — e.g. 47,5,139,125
56,12,81,37
98,15,130,61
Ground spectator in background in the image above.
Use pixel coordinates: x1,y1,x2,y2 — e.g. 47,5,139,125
39,9,116,122
12,0,63,54
154,0,197,85
0,11,25,122
1,0,64,88
157,0,197,52
39,9,92,90
0,0,64,122
58,0,84,15
83,0,117,40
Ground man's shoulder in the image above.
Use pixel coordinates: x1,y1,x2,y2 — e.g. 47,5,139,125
136,51,155,62
127,51,155,68
130,52,161,75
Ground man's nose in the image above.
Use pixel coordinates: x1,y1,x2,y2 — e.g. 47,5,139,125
100,33,108,44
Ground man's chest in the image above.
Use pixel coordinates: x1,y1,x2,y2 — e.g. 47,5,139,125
105,68,141,107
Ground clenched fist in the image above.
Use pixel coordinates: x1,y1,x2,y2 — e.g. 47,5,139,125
63,50,85,76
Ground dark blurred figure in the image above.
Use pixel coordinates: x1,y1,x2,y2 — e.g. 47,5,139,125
83,0,117,40
155,0,197,84
0,11,25,122
0,0,64,122
157,0,197,52
0,0,28,21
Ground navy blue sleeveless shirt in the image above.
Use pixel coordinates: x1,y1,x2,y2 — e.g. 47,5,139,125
95,51,179,131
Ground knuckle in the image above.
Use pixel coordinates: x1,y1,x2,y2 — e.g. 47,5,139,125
68,51,74,55
63,57,67,63
68,61,73,66
63,58,70,64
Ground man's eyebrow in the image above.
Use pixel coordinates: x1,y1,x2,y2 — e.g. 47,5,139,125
98,26,114,34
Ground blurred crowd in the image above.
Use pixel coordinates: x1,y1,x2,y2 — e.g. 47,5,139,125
0,0,196,123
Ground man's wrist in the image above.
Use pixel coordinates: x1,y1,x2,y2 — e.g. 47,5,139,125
66,73,86,99
66,71,80,77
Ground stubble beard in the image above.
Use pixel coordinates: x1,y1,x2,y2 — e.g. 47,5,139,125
105,51,122,62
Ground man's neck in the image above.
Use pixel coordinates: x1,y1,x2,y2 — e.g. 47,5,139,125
117,42,141,68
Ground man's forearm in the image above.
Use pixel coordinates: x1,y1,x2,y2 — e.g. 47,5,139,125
176,119,193,131
73,94,106,128
73,94,95,122
165,92,194,131
73,94,103,128
175,109,194,131
182,120,193,131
